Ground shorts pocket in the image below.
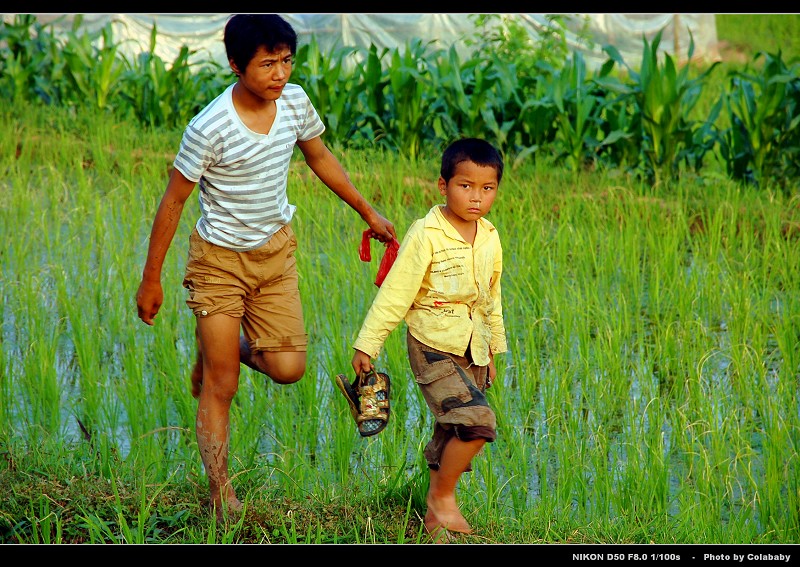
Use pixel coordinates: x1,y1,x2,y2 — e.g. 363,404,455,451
414,358,473,417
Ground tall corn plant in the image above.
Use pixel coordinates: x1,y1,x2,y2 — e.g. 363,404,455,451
426,46,552,168
293,35,362,144
589,58,641,173
60,17,128,112
381,38,441,160
427,46,495,145
598,29,719,184
350,39,440,159
0,14,39,105
118,24,227,129
718,50,800,191
427,46,520,158
479,54,533,162
550,51,604,171
503,59,561,168
547,49,649,173
456,13,583,167
350,44,391,151
0,14,70,106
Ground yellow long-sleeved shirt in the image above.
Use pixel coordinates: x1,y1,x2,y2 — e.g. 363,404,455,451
353,205,507,366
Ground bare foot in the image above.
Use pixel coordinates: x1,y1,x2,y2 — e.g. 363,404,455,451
424,520,455,544
425,496,472,534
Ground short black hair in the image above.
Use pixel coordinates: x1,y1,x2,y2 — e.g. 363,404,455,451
224,14,298,72
440,138,504,184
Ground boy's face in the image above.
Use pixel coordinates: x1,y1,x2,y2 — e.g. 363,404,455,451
230,45,294,102
437,160,499,226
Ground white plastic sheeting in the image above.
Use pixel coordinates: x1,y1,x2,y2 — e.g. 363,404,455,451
5,13,720,70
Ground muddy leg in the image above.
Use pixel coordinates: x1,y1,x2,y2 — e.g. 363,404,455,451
195,314,244,520
424,437,485,538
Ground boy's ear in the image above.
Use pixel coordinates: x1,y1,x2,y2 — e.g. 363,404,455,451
229,58,241,76
438,177,447,195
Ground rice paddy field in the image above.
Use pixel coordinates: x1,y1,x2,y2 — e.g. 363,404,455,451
0,96,798,548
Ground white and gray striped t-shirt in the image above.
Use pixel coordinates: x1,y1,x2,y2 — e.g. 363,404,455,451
173,82,325,251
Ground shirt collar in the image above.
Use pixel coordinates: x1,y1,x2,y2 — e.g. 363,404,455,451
426,205,495,245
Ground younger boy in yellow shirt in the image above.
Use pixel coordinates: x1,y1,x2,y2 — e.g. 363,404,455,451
342,138,507,542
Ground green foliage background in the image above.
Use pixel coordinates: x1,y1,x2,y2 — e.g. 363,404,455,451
1,14,799,192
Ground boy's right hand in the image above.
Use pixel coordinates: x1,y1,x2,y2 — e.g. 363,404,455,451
362,209,397,243
351,349,373,377
136,279,164,326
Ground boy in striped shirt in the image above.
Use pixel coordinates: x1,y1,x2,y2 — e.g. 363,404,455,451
135,13,396,521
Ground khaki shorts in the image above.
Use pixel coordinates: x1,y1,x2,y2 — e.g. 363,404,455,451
182,225,307,352
407,330,496,470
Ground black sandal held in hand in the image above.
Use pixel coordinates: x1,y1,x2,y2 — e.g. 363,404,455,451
335,369,390,437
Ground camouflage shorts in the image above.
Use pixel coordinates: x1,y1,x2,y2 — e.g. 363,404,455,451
406,330,496,470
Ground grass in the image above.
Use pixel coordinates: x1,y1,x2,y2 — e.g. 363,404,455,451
1,17,799,545
715,14,800,63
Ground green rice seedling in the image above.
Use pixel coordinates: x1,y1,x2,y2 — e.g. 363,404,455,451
16,496,64,544
750,365,800,539
488,413,533,519
3,97,800,542
623,395,671,520
15,270,62,440
53,265,105,428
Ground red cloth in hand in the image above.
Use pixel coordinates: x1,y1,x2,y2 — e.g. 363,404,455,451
360,230,399,287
